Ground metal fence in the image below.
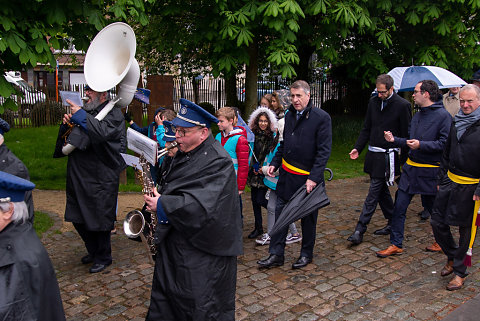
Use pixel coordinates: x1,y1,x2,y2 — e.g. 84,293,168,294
1,76,354,128
172,76,348,111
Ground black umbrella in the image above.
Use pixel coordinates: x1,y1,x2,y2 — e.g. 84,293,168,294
269,183,330,237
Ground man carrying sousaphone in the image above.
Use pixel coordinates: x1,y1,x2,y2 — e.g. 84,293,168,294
54,85,126,273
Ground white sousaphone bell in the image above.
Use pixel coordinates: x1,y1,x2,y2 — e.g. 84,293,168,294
62,22,140,155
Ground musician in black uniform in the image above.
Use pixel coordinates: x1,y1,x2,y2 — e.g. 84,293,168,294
56,86,126,273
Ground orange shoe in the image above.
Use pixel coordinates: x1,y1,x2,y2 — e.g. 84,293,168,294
376,245,403,258
425,242,442,252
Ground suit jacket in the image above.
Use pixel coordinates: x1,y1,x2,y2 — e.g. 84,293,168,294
354,93,411,178
271,101,332,201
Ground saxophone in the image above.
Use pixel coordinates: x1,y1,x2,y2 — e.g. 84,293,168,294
123,154,158,263
123,143,177,263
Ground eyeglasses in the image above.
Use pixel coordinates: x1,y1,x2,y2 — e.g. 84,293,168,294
174,126,204,137
413,90,424,95
377,90,389,94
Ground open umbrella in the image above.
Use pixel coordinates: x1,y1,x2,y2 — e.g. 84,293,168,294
269,183,330,237
388,66,467,92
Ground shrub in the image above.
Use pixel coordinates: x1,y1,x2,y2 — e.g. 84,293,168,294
198,102,215,115
30,101,65,127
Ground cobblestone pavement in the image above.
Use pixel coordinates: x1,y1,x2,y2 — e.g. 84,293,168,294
34,176,480,321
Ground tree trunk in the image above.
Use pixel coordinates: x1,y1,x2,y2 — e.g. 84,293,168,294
245,40,258,116
296,43,315,82
224,72,239,109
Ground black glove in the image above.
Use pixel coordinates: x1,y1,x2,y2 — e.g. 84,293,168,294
124,112,132,123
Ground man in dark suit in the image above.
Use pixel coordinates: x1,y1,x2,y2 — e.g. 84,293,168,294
347,74,411,245
257,80,332,269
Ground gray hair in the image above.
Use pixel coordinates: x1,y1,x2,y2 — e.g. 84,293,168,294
290,80,310,95
460,84,480,100
0,201,28,224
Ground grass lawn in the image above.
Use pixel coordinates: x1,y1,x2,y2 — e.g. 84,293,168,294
4,115,367,191
33,211,55,237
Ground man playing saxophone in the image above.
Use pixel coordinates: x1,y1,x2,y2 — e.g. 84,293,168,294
143,99,242,320
57,85,126,274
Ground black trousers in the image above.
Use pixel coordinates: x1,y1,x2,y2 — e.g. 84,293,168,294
430,219,470,278
251,186,268,230
355,177,394,233
269,196,318,258
73,223,112,265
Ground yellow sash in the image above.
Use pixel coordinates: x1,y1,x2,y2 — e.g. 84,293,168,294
447,171,480,185
446,171,480,265
406,158,439,168
282,159,310,175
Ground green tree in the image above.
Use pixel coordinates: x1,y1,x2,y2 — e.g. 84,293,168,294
137,0,480,115
0,0,151,113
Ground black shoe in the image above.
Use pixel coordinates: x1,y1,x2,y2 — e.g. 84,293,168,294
420,209,431,220
81,255,94,264
257,254,284,268
347,231,363,245
292,256,312,269
248,228,263,239
89,262,111,273
373,225,391,235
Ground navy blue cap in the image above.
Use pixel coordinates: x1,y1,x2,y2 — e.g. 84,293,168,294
0,171,35,203
172,98,218,128
472,69,480,82
0,118,10,136
155,107,166,116
162,121,176,142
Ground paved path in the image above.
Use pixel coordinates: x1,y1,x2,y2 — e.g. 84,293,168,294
34,176,480,320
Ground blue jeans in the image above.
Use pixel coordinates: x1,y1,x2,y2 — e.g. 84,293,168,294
390,190,435,247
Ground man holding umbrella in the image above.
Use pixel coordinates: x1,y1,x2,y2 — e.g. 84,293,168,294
257,80,332,269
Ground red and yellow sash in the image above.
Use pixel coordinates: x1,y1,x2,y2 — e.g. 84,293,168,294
282,159,310,176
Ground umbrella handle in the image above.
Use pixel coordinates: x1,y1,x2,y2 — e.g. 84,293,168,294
325,168,333,181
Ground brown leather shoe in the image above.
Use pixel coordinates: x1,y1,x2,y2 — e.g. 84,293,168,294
446,275,465,291
425,242,442,252
376,245,403,258
440,260,454,277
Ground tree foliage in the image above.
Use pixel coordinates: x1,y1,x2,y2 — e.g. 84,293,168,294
0,0,151,113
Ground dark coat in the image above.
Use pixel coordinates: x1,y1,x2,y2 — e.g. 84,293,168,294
247,130,275,188
394,101,452,195
147,135,242,320
271,101,332,201
60,102,126,231
354,93,411,178
0,222,65,321
0,145,34,223
432,119,480,226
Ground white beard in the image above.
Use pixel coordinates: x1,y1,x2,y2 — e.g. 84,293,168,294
83,95,102,111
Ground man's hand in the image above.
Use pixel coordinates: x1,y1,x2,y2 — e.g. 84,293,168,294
63,113,72,124
66,99,81,115
349,149,359,160
306,179,317,193
406,139,420,150
144,188,160,212
474,194,480,201
384,131,394,142
238,190,244,195
267,165,276,177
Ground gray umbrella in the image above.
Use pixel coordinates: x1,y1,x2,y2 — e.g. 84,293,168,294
269,183,330,237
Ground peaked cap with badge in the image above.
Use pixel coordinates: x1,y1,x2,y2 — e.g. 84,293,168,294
173,98,218,128
0,171,35,203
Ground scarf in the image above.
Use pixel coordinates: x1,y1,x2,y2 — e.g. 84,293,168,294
454,107,480,140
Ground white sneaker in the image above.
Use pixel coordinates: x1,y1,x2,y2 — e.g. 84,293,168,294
256,233,270,245
286,233,302,244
